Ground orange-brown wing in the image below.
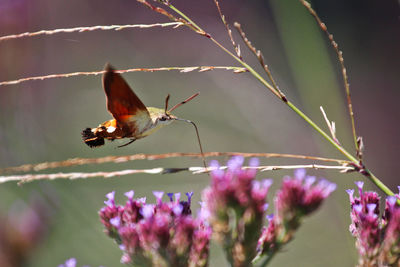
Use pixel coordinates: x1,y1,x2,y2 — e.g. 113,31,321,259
102,64,150,123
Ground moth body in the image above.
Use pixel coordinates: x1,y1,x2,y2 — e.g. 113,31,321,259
81,65,180,148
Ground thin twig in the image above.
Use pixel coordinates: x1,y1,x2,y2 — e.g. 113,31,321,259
257,164,352,172
0,164,353,185
320,106,339,144
157,0,284,101
233,22,287,102
137,0,208,36
0,152,349,174
2,168,166,185
213,0,242,59
135,0,281,104
0,66,246,87
300,0,359,156
356,136,364,163
0,22,183,43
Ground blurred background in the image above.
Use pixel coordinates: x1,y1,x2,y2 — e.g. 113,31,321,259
0,0,399,266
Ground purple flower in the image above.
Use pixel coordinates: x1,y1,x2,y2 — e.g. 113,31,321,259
170,216,197,255
153,191,164,204
347,182,381,254
124,190,135,201
167,193,174,201
58,258,98,267
110,217,121,228
201,157,271,266
172,204,184,216
186,192,194,204
140,204,154,219
1,196,54,267
99,192,123,235
257,169,336,259
58,258,77,267
274,172,336,230
118,225,140,256
138,209,171,250
202,157,271,220
99,190,210,266
122,194,143,225
347,182,400,266
252,179,273,213
383,196,397,226
257,215,277,254
381,207,400,264
189,225,212,267
104,191,116,206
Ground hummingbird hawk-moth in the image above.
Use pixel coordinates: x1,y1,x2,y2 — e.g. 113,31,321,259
82,64,204,158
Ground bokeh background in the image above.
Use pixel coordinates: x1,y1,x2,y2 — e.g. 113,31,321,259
0,0,399,266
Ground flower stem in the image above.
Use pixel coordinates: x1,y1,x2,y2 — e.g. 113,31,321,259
252,249,278,267
168,4,203,32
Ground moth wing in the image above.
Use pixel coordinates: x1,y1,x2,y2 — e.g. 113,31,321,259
102,64,151,125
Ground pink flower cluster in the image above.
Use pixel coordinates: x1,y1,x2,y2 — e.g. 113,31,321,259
347,182,400,266
201,157,272,265
257,169,336,256
200,157,336,265
99,190,211,267
98,157,337,266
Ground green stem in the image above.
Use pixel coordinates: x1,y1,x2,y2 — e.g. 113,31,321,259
252,246,280,267
169,4,286,100
168,4,204,33
366,170,395,197
286,101,357,162
258,253,276,267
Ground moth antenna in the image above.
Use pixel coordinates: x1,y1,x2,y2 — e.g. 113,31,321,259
165,94,170,114
174,118,207,171
168,92,200,113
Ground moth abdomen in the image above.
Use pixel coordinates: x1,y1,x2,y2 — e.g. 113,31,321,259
81,128,105,148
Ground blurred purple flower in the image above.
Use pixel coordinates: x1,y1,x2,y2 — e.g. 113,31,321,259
347,181,400,266
0,195,54,267
58,258,77,267
99,190,210,267
274,172,336,234
381,205,400,264
99,158,337,266
257,169,336,259
257,215,277,254
189,225,212,267
58,258,103,267
201,158,337,265
99,191,124,240
201,156,272,266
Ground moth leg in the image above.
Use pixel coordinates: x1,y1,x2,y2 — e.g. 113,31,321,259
117,139,136,148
